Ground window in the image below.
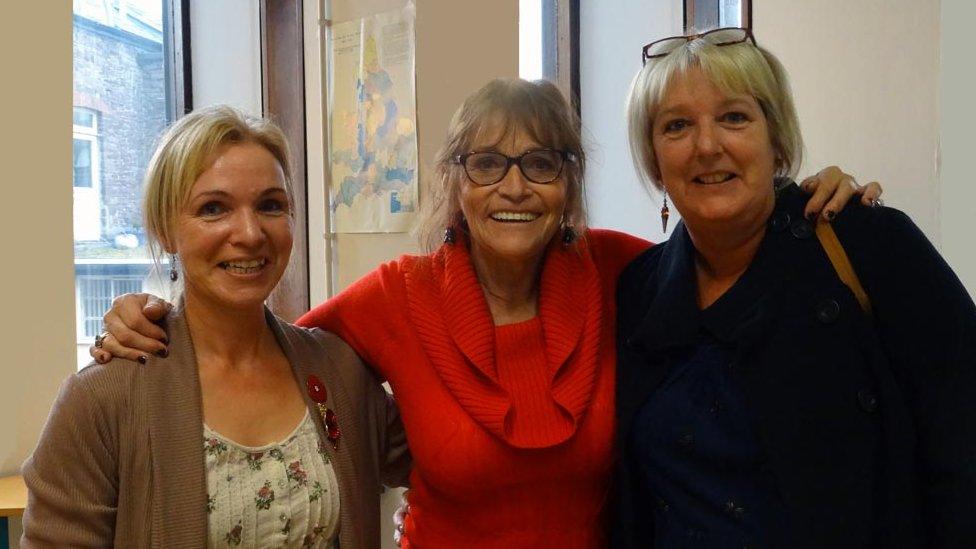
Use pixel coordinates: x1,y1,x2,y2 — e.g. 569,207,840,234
72,107,99,189
519,0,545,80
72,138,94,189
684,0,752,31
519,0,578,108
73,107,101,242
75,263,151,338
72,0,190,368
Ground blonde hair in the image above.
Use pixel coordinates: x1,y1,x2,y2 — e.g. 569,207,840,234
626,35,802,192
416,78,587,252
142,105,293,262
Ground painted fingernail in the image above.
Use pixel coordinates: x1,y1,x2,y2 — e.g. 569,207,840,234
824,210,836,221
156,348,169,358
160,337,169,345
138,355,148,365
806,211,817,221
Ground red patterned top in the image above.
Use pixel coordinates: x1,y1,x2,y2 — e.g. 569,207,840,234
297,229,650,548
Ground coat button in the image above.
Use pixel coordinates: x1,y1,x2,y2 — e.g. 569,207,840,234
815,299,840,323
769,211,791,232
857,389,879,413
709,398,725,414
724,500,746,519
625,336,639,353
790,218,814,239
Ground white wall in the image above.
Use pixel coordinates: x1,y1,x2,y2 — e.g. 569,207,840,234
939,0,976,294
190,0,263,114
580,0,683,243
757,0,942,242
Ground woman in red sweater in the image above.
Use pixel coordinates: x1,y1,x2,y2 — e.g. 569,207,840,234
94,79,879,547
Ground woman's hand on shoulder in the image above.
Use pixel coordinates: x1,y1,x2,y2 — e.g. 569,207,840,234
90,293,172,364
800,165,883,222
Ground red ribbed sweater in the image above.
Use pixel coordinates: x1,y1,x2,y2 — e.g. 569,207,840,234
297,229,650,547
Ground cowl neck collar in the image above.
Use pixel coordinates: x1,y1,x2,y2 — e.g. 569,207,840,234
403,234,604,448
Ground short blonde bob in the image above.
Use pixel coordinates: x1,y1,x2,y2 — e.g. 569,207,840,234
626,34,803,192
142,105,293,260
417,78,586,252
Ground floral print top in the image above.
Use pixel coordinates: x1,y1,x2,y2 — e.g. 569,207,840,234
204,410,340,548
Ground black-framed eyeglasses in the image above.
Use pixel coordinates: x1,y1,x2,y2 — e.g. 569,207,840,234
641,27,756,65
453,149,577,186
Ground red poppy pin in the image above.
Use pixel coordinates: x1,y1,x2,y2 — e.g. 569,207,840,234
306,375,340,450
306,375,328,403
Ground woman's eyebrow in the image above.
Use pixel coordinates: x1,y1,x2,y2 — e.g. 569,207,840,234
655,105,687,120
258,187,288,196
189,187,287,201
189,189,231,200
719,97,757,109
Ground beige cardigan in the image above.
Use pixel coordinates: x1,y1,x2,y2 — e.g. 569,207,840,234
21,306,410,548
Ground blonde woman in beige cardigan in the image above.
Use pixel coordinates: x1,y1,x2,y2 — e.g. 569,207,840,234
22,106,410,548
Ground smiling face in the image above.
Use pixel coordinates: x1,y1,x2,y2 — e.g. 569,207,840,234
651,66,777,231
172,141,293,313
458,126,567,269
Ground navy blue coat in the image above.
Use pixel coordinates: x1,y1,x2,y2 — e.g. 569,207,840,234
613,183,976,548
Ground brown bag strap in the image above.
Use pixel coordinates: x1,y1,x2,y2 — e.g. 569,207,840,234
814,221,873,315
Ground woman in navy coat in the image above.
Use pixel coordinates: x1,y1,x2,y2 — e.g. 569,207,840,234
613,28,976,548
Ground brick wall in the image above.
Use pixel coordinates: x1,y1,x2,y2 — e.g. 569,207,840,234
73,18,167,242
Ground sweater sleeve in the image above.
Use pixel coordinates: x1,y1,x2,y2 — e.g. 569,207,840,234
845,207,976,545
586,228,655,288
21,373,119,548
296,261,407,381
369,378,412,488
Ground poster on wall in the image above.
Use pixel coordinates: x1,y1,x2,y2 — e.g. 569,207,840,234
330,3,418,233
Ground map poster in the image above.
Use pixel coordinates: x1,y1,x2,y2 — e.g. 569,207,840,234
330,4,418,233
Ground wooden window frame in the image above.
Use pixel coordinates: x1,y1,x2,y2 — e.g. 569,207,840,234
164,0,193,117
540,0,580,115
684,0,752,32
260,0,310,322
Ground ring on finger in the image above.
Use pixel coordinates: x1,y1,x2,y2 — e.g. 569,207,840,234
870,198,884,208
94,331,111,349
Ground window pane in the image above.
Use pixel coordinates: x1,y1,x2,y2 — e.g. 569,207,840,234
719,0,742,27
73,108,95,128
519,0,543,80
73,138,93,188
73,0,176,368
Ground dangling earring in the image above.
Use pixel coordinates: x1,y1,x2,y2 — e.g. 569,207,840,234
660,193,670,233
561,224,576,245
443,227,456,244
169,253,179,282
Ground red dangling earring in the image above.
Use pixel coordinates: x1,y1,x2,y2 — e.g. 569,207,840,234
660,193,670,233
